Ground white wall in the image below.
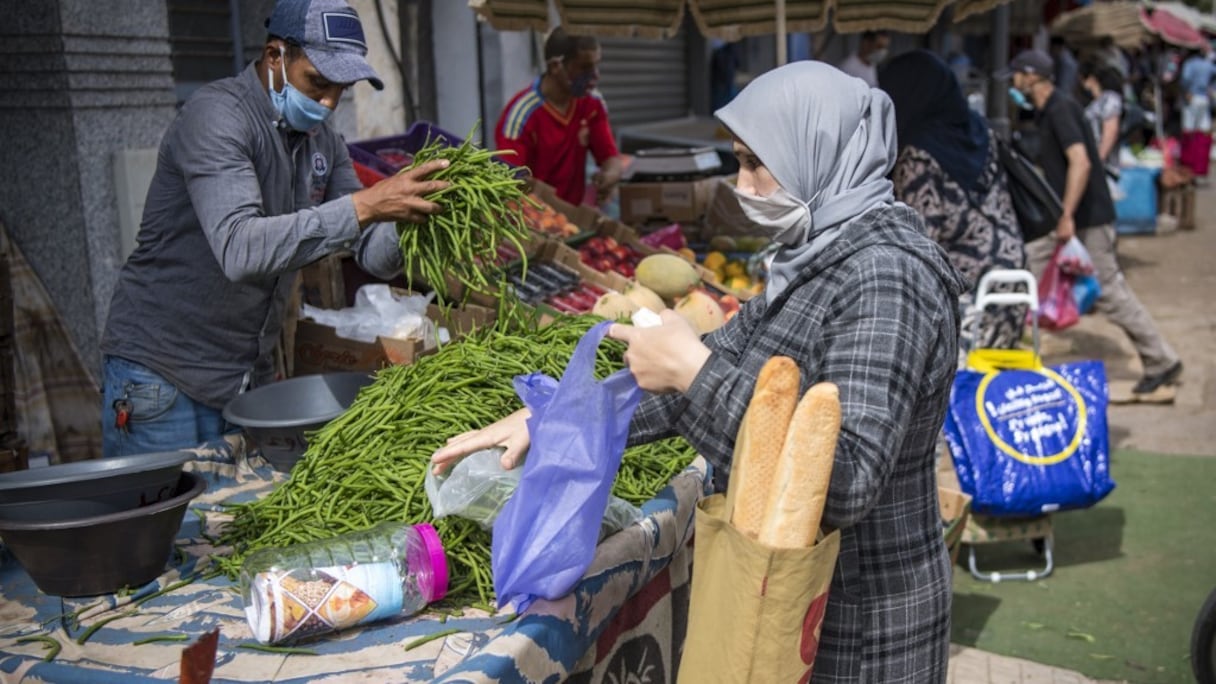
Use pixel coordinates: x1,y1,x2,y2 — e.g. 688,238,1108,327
430,7,539,146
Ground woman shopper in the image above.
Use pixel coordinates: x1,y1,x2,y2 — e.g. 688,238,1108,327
879,49,1027,360
434,61,966,682
1079,61,1126,167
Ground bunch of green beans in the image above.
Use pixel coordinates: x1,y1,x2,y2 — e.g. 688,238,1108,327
215,315,697,606
398,128,533,299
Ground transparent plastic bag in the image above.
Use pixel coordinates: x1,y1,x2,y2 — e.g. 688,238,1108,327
1056,236,1095,276
424,445,644,538
600,496,644,541
424,447,518,529
300,285,436,345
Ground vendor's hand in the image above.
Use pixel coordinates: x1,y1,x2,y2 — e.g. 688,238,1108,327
352,159,450,227
592,169,621,203
430,408,531,475
608,310,712,394
1054,214,1076,242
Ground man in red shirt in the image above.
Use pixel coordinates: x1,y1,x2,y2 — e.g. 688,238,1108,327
495,28,623,206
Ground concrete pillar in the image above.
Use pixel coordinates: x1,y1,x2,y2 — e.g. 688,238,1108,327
0,0,177,378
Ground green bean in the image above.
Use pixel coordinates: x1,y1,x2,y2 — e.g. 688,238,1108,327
133,634,190,645
395,123,532,301
237,642,319,656
17,635,61,662
403,627,464,651
76,610,137,645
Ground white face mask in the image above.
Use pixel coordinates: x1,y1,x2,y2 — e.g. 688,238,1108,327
732,185,812,246
869,48,889,65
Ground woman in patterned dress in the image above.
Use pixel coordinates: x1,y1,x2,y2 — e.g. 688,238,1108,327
879,50,1027,361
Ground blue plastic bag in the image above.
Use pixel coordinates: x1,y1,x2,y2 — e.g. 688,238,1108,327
1073,273,1101,315
943,350,1115,517
491,321,642,610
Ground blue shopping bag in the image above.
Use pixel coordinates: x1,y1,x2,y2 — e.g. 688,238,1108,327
943,350,1115,517
491,321,642,610
1073,273,1101,315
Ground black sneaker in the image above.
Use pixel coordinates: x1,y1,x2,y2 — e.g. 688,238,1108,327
1132,361,1183,395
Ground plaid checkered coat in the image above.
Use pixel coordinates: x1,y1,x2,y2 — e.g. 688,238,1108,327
630,204,965,682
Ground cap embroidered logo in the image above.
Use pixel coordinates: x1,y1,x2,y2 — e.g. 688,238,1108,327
322,11,366,50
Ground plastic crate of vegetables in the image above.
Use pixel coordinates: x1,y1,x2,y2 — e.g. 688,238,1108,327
348,121,464,177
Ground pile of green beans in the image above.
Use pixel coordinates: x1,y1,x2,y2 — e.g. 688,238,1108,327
215,315,697,606
398,128,533,299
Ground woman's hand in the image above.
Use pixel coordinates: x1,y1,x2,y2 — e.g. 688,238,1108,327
430,408,531,475
608,310,712,393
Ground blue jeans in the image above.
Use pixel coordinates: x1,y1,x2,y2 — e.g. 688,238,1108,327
101,356,232,458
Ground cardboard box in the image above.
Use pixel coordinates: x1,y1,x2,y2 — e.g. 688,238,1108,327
300,254,347,309
529,179,602,240
619,177,718,225
293,302,496,375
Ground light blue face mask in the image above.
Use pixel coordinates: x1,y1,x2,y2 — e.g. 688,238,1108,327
1008,86,1034,111
269,48,332,132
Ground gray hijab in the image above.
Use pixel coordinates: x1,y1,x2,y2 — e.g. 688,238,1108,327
716,61,898,303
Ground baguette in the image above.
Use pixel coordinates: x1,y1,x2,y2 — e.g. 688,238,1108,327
725,356,801,539
758,382,841,549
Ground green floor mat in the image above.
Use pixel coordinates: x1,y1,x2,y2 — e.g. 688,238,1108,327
951,450,1216,683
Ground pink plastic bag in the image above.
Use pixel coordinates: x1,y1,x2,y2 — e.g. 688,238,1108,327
1056,236,1094,276
639,223,687,251
1038,243,1080,331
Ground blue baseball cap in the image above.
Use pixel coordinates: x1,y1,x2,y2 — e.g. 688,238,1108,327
266,0,384,90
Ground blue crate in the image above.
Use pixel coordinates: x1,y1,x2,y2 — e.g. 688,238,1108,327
1114,166,1159,235
347,121,464,176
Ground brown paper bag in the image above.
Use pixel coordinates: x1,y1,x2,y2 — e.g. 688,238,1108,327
679,494,840,683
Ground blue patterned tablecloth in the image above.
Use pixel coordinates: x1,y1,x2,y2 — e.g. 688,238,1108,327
0,437,709,683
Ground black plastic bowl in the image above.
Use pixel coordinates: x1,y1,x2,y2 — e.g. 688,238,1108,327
0,471,206,596
222,372,375,471
0,450,191,522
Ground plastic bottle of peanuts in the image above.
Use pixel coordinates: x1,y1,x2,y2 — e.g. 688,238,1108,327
239,521,448,644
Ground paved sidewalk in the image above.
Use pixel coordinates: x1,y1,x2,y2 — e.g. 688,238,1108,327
948,646,1123,683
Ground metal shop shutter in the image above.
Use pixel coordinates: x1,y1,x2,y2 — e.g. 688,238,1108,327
596,31,690,132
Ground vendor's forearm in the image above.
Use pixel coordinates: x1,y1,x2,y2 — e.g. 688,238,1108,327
600,156,623,184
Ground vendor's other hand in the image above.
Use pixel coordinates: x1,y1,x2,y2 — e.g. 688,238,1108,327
430,408,531,475
608,310,711,394
592,170,620,202
353,159,450,227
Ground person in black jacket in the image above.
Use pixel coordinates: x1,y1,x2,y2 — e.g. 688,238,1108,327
1005,49,1182,397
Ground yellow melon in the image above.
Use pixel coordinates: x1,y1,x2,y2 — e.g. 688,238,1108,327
591,292,639,321
635,254,701,303
623,283,667,313
675,290,726,334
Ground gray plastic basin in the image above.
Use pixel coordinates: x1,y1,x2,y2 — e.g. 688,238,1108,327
0,450,191,522
0,471,206,596
222,372,375,471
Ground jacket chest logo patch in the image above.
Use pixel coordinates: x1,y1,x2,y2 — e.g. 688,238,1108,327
312,152,329,177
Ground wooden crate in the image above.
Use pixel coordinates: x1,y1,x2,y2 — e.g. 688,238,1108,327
1159,184,1196,231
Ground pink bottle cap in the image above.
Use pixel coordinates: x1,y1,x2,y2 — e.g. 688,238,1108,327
414,523,448,602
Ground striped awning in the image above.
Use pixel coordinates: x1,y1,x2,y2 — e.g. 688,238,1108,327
469,0,686,39
1050,2,1148,49
689,0,1016,37
471,0,1018,38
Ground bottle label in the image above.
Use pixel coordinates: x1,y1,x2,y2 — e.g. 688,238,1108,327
246,561,405,643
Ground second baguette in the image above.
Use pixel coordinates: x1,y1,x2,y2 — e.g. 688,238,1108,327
758,382,841,549
725,356,801,539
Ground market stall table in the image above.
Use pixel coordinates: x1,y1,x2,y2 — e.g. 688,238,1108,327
0,437,709,683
